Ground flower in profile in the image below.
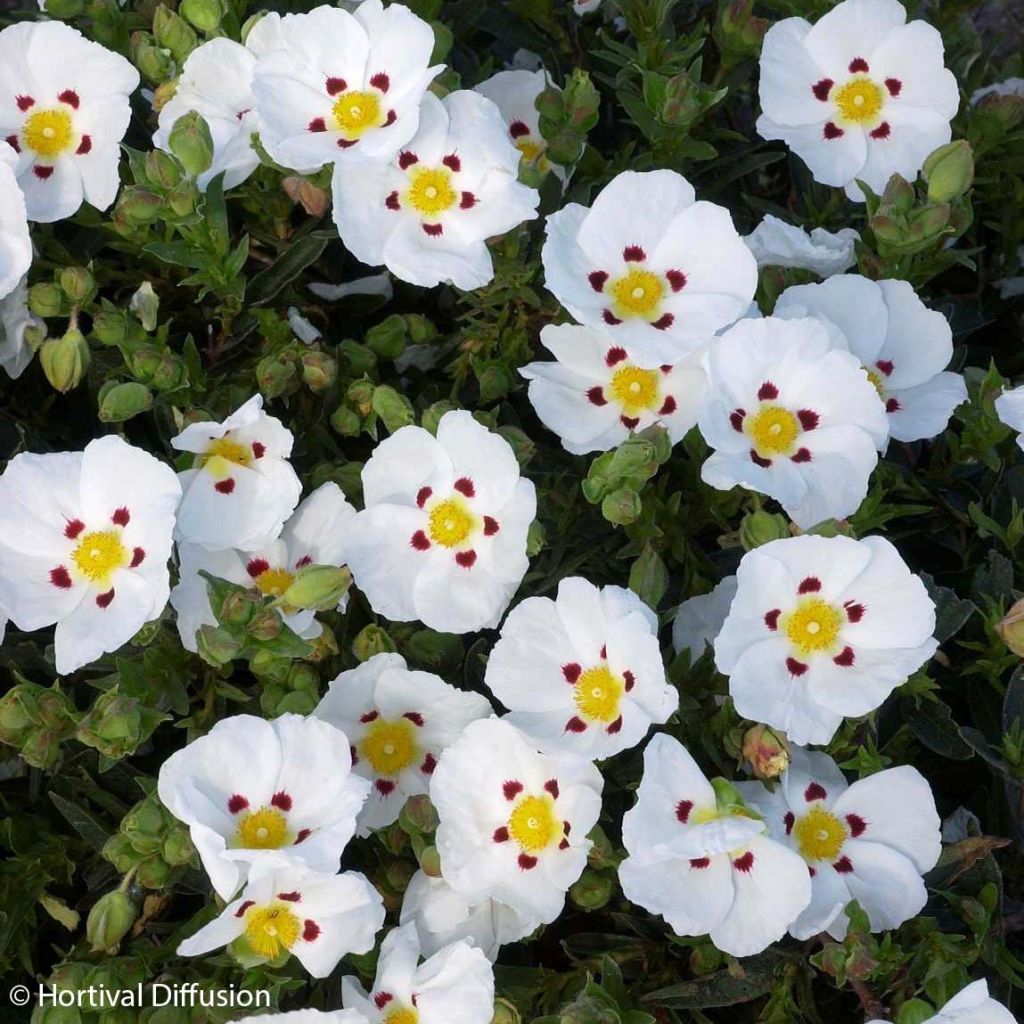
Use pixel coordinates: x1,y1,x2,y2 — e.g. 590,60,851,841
342,923,494,1024
345,411,536,633
158,713,369,899
698,315,888,529
0,436,180,675
0,21,139,222
314,652,492,832
541,170,757,366
738,747,940,939
0,277,44,380
743,215,858,277
995,385,1024,451
672,576,738,664
252,1,441,172
171,394,302,552
177,862,384,978
474,69,558,178
332,91,539,291
756,0,959,201
618,734,811,957
775,275,966,445
0,141,30,302
485,577,677,759
431,718,603,923
715,535,937,745
869,981,1015,1024
520,324,708,455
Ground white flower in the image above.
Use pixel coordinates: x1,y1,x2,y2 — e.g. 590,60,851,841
0,21,139,222
738,747,940,939
672,576,738,663
342,923,494,1024
399,870,539,961
520,323,708,455
971,78,1024,105
0,436,180,675
314,652,492,832
869,980,1016,1024
345,411,536,634
715,534,937,745
542,170,757,366
618,734,811,958
995,385,1024,451
0,141,30,301
485,577,677,759
177,862,384,978
573,0,603,14
775,275,966,446
170,482,355,652
252,1,441,172
756,0,959,201
743,215,858,277
332,91,539,291
171,394,302,552
431,718,603,923
473,69,560,178
158,713,370,900
0,277,43,379
238,1012,368,1024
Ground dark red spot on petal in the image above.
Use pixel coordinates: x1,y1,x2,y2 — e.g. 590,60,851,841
805,782,827,802
295,828,312,844
872,359,893,378
846,814,866,837
600,645,606,659
35,165,54,180
370,72,390,93
411,530,430,550
483,516,499,536
588,270,608,292
302,920,320,941
16,95,34,111
623,245,645,262
64,519,85,539
544,779,560,799
509,119,530,138
730,409,746,432
443,154,461,172
454,477,475,497
676,799,692,823
823,122,844,139
797,409,819,431
658,396,677,415
503,780,523,801
252,441,266,458
235,900,254,917
421,753,437,774
689,857,710,869
885,78,901,96
384,109,396,127
623,670,635,692
833,646,855,667
337,138,357,148
812,78,834,101
76,135,91,155
563,662,581,683
493,826,509,842
215,478,235,494
112,507,130,526
833,856,854,873
751,450,772,467
374,993,393,1010
585,386,607,409
422,222,443,236
278,891,301,902
563,820,571,835
5,135,19,152
620,416,640,429
403,711,424,727
559,837,570,850
455,549,477,568
809,865,817,877
247,557,270,578
307,118,326,133
603,310,622,326
733,851,755,872
605,346,628,366
786,656,807,676
870,122,891,140
798,576,822,594
651,313,674,330
130,547,145,568
227,794,249,814
784,811,795,835
765,608,781,630
758,381,779,401
565,716,587,733
885,397,901,413
518,853,538,869
665,269,686,291
416,486,432,508
96,588,115,609
271,791,293,811
326,77,346,95
360,710,379,723
375,779,397,795
350,746,359,766
295,555,312,568
607,716,623,734
384,190,400,210
460,191,476,209
398,151,418,169
848,58,869,73
791,448,812,463
844,601,865,622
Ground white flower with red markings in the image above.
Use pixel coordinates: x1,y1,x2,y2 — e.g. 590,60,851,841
870,981,1016,1024
170,482,355,652
251,1,442,173
715,535,937,745
0,436,180,675
775,275,966,446
672,576,738,664
618,734,811,957
171,394,302,552
345,411,536,633
995,385,1024,452
541,170,757,366
332,91,539,291
431,718,603,923
158,713,369,900
177,861,384,978
314,652,492,832
342,923,494,1024
743,215,858,277
0,21,139,222
0,277,43,380
698,315,888,529
756,0,959,202
485,577,677,759
0,141,30,302
739,747,940,939
238,1012,368,1024
473,69,560,179
520,324,708,455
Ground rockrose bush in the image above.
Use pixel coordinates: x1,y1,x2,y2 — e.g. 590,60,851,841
1,0,1023,1021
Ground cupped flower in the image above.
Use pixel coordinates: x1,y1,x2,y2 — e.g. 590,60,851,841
314,652,492,832
520,323,708,455
869,981,1016,1024
157,713,370,899
618,734,811,957
0,141,30,301
345,411,536,633
399,870,539,961
170,482,355,652
672,576,738,664
252,1,441,172
541,170,756,366
485,576,677,759
743,214,858,277
431,718,603,923
756,0,959,201
171,394,302,552
473,69,558,179
0,277,43,379
995,385,1024,452
698,315,888,529
738,746,940,939
0,21,139,222
177,862,384,978
775,275,966,445
0,436,180,675
342,923,494,1024
332,90,539,291
715,534,937,745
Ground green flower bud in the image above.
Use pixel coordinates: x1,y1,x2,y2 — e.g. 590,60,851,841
418,845,442,877
20,730,65,772
922,140,974,202
585,824,617,870
278,564,352,612
153,5,198,63
91,310,128,346
331,404,362,437
297,350,335,393
50,962,91,993
601,487,642,526
39,1006,82,1024
144,150,183,191
366,314,408,359
102,834,137,873
134,39,175,86
29,281,65,318
116,186,165,225
569,869,613,910
77,692,166,761
895,1000,937,1024
98,382,154,423
256,352,300,398
150,351,188,392
910,201,952,243
59,266,95,304
40,329,90,393
180,0,222,33
385,859,416,893
135,857,173,889
474,360,513,403
168,110,214,177
878,173,916,214
421,400,458,435
0,684,40,738
404,629,462,671
162,829,195,867
337,338,378,375
491,999,521,1024
166,182,198,218
526,519,546,557
249,649,293,683
86,890,137,953
247,609,282,642
401,794,439,834
307,621,339,662
404,314,438,345
713,0,767,63
196,624,242,667
739,508,790,550
347,378,376,418
353,624,396,661
372,385,415,433
129,281,160,331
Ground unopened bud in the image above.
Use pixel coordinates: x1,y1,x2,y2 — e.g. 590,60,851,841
418,846,442,877
301,350,337,393
153,5,198,63
59,266,95,304
569,869,613,910
117,186,164,226
278,565,352,612
353,624,396,661
331,404,361,437
372,385,414,433
997,598,1024,657
601,487,642,526
491,998,522,1024
29,281,65,318
98,382,153,423
168,110,214,177
922,140,974,202
739,508,790,550
40,329,90,393
180,0,222,33
895,1000,937,1024
366,314,408,359
741,723,790,780
86,890,137,954
145,149,183,191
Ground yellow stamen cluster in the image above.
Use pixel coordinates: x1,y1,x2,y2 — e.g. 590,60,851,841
834,78,884,125
235,806,291,849
508,794,559,853
332,90,384,138
608,268,665,320
746,406,801,458
427,497,476,548
405,166,457,218
782,597,844,656
23,108,74,157
793,805,848,861
243,902,301,959
362,718,418,775
608,366,660,416
71,531,128,587
573,665,624,723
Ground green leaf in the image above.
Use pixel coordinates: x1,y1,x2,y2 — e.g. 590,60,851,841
248,230,334,306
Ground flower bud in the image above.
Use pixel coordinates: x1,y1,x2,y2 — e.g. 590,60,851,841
713,0,767,63
98,382,154,423
40,329,90,393
895,1000,937,1024
161,829,195,867
247,609,282,642
279,564,352,612
372,385,415,433
353,624,396,661
365,313,408,359
301,350,337,393
491,998,522,1024
996,598,1024,657
347,378,376,418
153,5,198,63
256,352,300,398
91,310,128,347
29,281,65,318
421,400,458,435
282,176,330,217
418,845,442,877
136,857,173,889
116,187,165,225
59,266,95,304
526,519,546,557
404,314,438,345
569,869,613,910
401,794,439,834
739,508,790,550
127,282,160,334
474,360,513,403
404,629,462,671
741,723,790,780
151,76,179,112
86,891,137,954
601,487,642,526
180,0,222,33
196,625,242,667
168,110,214,177
922,140,974,203
144,150,183,191
331,404,362,437
134,38,175,86
337,338,378,375
166,183,198,218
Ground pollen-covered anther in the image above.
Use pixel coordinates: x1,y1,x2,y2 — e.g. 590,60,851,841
794,805,848,862
22,106,75,158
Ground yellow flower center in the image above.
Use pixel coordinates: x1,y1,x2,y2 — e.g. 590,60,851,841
384,1009,419,1024
516,138,548,170
507,794,559,853
608,366,660,416
781,597,844,657
332,89,384,138
254,567,294,597
865,369,886,397
235,807,292,849
746,405,801,457
362,718,418,776
793,805,848,862
243,903,301,959
427,497,477,548
23,108,75,157
200,437,252,480
608,268,665,320
404,166,457,218
690,805,721,825
834,78,884,125
71,530,128,586
573,665,624,723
